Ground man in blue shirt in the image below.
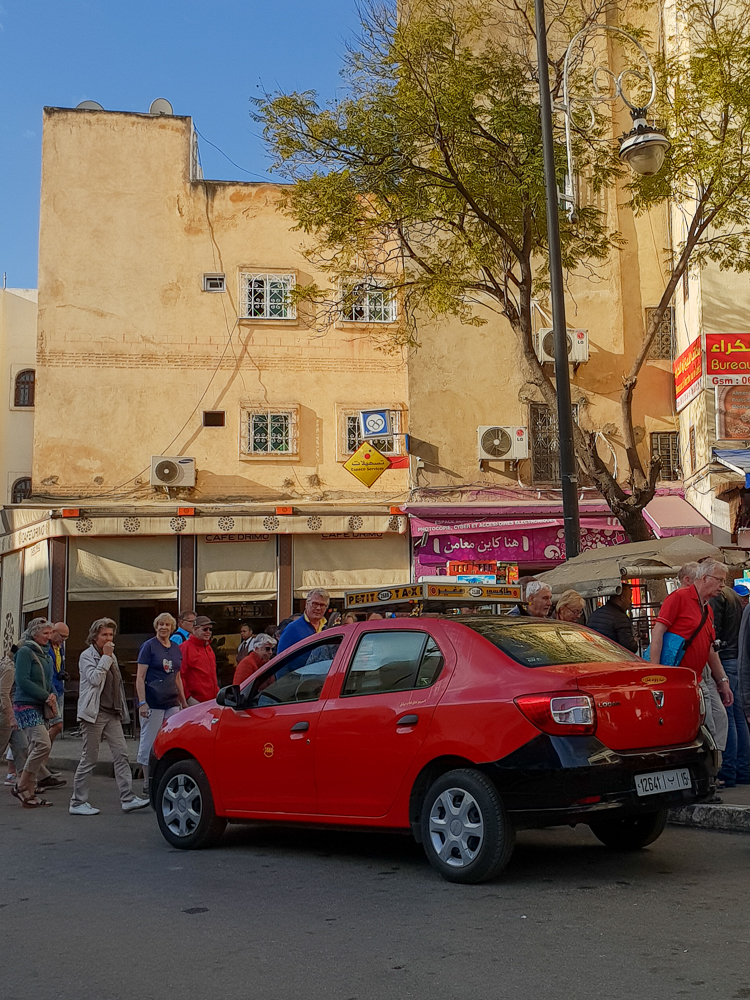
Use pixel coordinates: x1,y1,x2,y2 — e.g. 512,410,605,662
277,589,330,653
171,610,196,646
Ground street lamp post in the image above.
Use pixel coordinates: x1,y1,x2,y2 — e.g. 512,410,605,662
533,7,669,559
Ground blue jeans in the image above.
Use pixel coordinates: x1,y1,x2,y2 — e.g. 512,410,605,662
718,659,750,783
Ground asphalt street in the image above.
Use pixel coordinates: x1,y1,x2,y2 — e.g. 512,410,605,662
1,774,749,1000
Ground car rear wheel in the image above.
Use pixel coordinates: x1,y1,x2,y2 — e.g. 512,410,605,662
420,769,514,884
589,809,668,850
155,758,226,850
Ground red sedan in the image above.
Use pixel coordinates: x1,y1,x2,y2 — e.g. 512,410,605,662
149,617,715,883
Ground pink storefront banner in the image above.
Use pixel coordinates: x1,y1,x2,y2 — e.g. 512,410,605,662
413,523,624,572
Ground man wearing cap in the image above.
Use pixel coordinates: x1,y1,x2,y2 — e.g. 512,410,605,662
711,581,750,786
180,616,219,704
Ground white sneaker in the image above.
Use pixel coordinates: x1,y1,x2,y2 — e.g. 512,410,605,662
122,796,150,812
69,802,100,816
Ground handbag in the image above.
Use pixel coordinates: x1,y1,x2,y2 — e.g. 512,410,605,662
644,604,709,665
43,698,57,720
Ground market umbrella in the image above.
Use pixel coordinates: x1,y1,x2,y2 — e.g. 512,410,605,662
535,535,724,599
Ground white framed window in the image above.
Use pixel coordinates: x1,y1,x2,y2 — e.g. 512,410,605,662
241,405,299,458
240,273,296,320
203,273,226,292
339,407,404,458
340,281,396,323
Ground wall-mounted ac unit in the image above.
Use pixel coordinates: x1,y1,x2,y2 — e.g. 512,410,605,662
150,456,196,487
477,426,529,461
534,327,589,364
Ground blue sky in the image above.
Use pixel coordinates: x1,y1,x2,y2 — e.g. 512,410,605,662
0,0,362,288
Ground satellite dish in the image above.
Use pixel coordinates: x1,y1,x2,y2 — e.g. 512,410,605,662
149,98,173,116
76,101,104,111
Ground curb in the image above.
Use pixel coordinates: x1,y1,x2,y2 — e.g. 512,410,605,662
669,804,750,833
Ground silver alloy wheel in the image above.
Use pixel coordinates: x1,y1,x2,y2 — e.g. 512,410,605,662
161,773,203,838
428,786,485,867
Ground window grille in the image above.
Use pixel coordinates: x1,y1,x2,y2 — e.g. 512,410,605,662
650,432,680,481
11,477,31,504
529,403,579,484
244,410,296,455
646,307,675,360
14,370,35,407
241,273,295,320
340,282,396,323
345,412,401,455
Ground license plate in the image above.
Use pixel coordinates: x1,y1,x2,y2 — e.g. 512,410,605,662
635,768,692,796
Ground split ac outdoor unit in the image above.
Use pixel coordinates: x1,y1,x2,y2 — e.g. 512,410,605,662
150,456,196,488
477,426,529,461
534,327,589,364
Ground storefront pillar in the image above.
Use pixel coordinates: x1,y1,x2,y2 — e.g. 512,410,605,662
277,534,293,621
178,535,196,614
49,537,67,623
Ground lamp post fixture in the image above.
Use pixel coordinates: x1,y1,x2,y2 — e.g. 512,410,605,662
533,7,668,560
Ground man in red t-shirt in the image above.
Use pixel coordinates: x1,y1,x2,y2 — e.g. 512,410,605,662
650,559,733,708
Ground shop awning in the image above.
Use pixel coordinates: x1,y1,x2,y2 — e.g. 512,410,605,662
68,537,178,602
714,449,750,488
22,540,49,612
293,534,410,598
197,535,276,602
643,496,711,538
1,551,21,643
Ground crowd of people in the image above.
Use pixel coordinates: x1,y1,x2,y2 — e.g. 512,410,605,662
4,567,750,812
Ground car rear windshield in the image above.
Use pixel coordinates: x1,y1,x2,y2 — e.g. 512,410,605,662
463,620,640,667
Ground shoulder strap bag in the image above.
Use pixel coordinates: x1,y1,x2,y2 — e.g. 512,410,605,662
644,603,709,665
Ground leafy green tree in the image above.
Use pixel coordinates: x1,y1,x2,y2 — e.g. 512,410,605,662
255,0,750,541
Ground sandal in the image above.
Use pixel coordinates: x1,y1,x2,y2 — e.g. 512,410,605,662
10,785,53,808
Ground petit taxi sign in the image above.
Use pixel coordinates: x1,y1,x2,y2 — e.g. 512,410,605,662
343,441,392,488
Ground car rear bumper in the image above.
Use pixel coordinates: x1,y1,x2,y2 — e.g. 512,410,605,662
481,729,718,828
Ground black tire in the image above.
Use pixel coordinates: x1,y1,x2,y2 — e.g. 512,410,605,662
589,809,668,850
419,768,515,884
155,758,226,850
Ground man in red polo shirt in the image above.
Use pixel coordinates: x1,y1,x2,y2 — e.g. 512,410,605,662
650,559,733,709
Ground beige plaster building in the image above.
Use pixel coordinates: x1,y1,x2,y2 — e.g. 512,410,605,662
0,287,37,506
1,105,411,698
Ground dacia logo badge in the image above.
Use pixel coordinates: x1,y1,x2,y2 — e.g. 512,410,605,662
652,690,665,709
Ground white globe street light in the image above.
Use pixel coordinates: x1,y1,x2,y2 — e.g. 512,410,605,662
619,111,671,176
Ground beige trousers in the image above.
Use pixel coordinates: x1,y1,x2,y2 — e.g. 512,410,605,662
71,711,135,806
16,723,51,793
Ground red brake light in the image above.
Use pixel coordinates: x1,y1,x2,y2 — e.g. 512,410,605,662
514,692,597,736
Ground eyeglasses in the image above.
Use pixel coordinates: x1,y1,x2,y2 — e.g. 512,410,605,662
259,645,274,651
196,626,213,632
308,602,328,610
707,575,726,584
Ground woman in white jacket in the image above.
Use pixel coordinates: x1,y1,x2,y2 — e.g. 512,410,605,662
69,617,150,816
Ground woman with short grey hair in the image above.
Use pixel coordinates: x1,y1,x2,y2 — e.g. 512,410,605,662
11,617,57,807
69,617,150,816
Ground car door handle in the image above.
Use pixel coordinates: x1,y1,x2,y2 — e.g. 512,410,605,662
397,714,419,726
290,721,310,732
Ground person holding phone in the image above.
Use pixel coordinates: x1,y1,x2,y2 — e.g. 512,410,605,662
69,617,149,816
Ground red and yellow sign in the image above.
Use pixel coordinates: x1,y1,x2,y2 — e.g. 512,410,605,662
706,333,750,386
343,442,392,488
673,337,703,412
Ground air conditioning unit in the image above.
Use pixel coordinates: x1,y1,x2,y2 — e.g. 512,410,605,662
534,327,589,364
150,456,196,488
477,426,529,461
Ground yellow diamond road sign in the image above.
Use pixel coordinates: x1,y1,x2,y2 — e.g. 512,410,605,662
343,441,392,488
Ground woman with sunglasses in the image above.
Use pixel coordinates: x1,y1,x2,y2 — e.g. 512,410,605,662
180,615,219,706
135,612,188,795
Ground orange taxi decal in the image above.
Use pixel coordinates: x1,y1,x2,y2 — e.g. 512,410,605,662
263,743,274,758
641,674,667,685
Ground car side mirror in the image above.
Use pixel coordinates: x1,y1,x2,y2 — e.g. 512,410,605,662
217,684,242,709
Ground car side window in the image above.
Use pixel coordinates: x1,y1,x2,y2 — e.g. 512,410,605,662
252,637,343,707
342,631,444,697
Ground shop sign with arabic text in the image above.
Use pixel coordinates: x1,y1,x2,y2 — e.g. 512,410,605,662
706,333,750,386
674,337,704,412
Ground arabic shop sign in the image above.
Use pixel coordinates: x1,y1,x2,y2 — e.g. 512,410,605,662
706,333,750,386
674,337,704,412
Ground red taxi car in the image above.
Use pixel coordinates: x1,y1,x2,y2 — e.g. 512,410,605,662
149,617,715,883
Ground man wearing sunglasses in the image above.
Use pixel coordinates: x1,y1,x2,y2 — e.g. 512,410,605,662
233,633,277,685
180,616,219,705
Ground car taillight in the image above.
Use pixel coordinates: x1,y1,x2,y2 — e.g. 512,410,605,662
514,692,597,736
698,686,706,725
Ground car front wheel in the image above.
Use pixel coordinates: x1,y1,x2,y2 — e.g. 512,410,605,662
420,769,514,884
589,809,668,850
155,758,226,850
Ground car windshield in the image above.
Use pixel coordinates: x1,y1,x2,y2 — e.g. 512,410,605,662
461,619,640,667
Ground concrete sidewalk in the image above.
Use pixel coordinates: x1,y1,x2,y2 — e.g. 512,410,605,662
39,732,750,832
